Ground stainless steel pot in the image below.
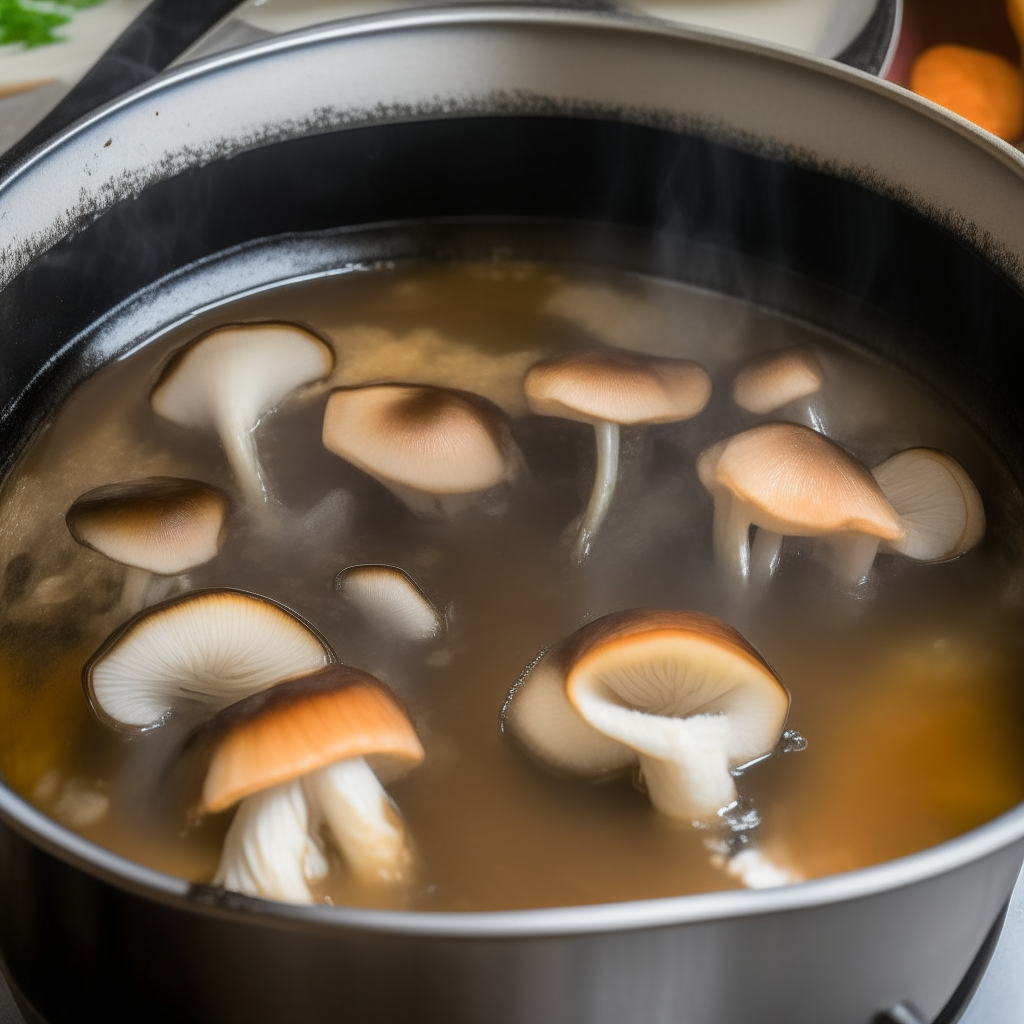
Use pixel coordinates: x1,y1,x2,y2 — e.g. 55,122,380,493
2,11,1024,1023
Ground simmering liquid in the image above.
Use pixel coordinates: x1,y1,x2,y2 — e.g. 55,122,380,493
2,259,1023,911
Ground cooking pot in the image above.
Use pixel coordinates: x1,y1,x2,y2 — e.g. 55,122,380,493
2,10,1024,1023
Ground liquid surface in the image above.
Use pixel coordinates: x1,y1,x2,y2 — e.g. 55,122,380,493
2,258,1024,911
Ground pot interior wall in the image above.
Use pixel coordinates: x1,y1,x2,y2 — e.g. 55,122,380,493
1,115,1023,482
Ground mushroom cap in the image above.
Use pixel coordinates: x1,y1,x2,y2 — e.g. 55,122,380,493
872,448,985,561
151,322,333,432
85,590,334,730
66,477,228,575
506,609,788,775
322,384,512,495
336,564,443,641
201,665,425,813
698,423,903,541
732,349,824,414
524,349,711,426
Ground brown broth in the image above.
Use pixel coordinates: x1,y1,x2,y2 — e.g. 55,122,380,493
2,259,1024,911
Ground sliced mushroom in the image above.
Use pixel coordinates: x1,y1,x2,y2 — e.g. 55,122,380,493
872,448,985,561
202,666,425,900
504,609,789,822
322,384,518,517
151,323,334,505
732,348,825,429
697,423,903,585
66,477,228,611
524,349,711,563
336,565,444,641
84,590,334,730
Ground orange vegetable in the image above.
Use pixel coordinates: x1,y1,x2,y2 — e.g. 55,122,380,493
910,44,1024,142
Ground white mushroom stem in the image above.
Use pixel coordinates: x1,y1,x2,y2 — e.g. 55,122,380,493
826,533,882,585
217,408,266,505
119,566,152,613
574,421,620,564
749,529,783,582
711,492,752,580
576,689,737,821
213,780,327,904
305,757,413,884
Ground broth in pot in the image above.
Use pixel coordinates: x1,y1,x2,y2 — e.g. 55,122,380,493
1,257,1022,912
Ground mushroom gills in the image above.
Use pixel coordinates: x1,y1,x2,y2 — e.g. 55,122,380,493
336,565,444,642
305,756,414,883
85,590,333,730
872,448,985,561
213,780,327,904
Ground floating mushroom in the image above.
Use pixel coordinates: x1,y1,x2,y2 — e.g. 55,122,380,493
872,448,985,562
732,348,825,430
151,323,334,505
524,349,711,563
321,383,518,517
336,564,444,642
697,423,903,585
66,477,228,611
504,609,789,822
84,589,334,730
202,665,425,901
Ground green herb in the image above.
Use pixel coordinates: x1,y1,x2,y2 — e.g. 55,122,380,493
0,0,107,50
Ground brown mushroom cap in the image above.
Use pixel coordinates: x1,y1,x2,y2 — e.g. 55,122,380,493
700,423,903,541
732,349,824,414
524,349,711,425
201,665,425,813
322,384,513,496
66,477,228,575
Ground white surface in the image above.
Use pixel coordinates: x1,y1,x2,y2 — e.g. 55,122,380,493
231,0,875,57
0,0,146,92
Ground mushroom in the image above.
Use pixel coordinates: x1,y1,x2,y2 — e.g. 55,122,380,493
523,349,711,563
336,564,444,642
66,477,228,611
84,589,334,730
321,384,518,517
732,348,825,430
697,423,903,585
151,323,334,505
503,609,789,822
202,665,425,900
871,448,985,562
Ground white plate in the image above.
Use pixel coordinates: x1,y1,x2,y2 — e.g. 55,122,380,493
218,0,884,61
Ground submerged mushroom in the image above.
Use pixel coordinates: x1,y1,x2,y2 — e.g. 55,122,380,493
151,323,334,505
84,589,334,730
732,348,825,430
66,477,228,611
872,448,985,562
322,384,518,517
504,609,789,822
336,564,444,642
203,666,425,901
697,423,903,585
524,350,711,563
